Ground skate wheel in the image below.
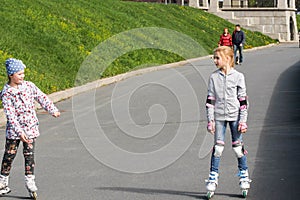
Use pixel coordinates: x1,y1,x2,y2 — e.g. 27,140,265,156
0,186,11,195
242,190,247,198
30,191,37,199
207,191,214,199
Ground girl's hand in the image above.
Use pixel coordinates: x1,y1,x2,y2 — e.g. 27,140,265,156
207,121,215,134
238,122,248,133
52,111,61,118
20,133,29,143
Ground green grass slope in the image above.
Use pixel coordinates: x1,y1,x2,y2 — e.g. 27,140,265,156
297,15,300,32
0,0,276,93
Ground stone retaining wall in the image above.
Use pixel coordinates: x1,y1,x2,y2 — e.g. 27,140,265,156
220,8,298,41
188,0,298,42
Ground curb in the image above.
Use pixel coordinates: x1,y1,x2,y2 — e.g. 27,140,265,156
47,54,212,103
244,42,278,52
0,43,277,126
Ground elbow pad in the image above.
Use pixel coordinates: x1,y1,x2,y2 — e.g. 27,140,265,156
206,96,216,108
239,96,248,110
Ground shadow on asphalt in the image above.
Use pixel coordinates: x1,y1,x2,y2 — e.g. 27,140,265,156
250,60,300,199
97,187,244,199
0,195,31,199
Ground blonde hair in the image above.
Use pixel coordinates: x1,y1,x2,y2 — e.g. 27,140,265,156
213,46,234,67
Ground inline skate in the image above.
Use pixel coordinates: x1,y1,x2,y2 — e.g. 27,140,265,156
205,171,219,199
238,170,252,198
0,175,11,195
25,175,38,199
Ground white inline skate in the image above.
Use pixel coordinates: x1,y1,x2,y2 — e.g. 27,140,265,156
205,171,219,199
25,175,38,199
238,170,252,198
0,175,11,195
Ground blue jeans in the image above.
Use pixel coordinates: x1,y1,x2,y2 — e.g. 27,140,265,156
234,44,243,63
210,120,248,173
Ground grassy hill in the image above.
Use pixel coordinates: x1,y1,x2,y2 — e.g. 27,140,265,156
297,14,300,31
0,0,276,94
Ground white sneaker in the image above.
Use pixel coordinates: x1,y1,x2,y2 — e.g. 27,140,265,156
25,175,38,192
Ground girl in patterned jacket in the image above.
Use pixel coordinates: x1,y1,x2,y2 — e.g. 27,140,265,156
205,46,251,199
0,58,60,198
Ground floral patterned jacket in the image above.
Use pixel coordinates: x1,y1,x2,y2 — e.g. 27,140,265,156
1,81,59,139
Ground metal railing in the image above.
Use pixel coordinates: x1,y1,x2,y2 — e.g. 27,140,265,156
232,0,277,8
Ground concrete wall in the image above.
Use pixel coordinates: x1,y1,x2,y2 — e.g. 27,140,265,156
188,0,298,42
221,8,298,41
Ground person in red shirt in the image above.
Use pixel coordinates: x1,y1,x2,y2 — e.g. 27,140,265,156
218,28,232,48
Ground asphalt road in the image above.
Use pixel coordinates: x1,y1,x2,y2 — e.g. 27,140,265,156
0,43,299,200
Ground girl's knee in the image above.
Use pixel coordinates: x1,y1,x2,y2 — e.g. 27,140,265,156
213,140,225,157
232,141,247,158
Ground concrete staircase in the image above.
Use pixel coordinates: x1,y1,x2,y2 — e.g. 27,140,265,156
211,11,262,32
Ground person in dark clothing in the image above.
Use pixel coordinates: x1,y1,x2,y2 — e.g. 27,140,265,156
232,24,246,64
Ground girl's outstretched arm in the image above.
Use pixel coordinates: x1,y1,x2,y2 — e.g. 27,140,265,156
29,82,59,116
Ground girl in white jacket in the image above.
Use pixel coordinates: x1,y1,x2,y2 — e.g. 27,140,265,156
205,46,251,198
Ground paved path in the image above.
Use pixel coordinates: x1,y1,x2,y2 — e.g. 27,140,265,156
0,43,299,200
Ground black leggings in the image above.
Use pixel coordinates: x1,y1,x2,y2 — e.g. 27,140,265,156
1,138,36,176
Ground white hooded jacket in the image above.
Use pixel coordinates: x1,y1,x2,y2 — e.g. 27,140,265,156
206,68,248,123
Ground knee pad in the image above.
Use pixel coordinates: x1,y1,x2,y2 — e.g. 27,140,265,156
213,143,225,157
232,142,245,158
